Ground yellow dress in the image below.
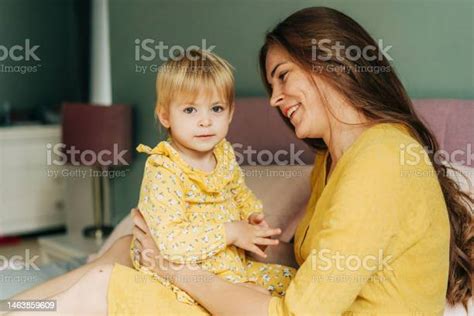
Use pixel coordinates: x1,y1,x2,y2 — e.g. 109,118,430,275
108,138,295,314
268,123,450,315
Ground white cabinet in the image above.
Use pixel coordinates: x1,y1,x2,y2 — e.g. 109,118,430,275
0,125,66,235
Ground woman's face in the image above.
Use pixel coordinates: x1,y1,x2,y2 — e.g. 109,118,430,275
265,45,330,139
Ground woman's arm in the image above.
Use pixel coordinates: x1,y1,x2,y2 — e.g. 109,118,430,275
132,209,273,316
166,263,272,316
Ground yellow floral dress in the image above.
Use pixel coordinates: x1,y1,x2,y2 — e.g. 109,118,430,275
130,138,296,306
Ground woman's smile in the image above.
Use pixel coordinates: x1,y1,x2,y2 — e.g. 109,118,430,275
283,103,301,119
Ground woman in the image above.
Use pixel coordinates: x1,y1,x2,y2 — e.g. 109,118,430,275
11,7,472,315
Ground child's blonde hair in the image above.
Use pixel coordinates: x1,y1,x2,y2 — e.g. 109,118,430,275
155,49,235,118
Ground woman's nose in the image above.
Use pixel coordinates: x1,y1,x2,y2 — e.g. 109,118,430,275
270,86,284,108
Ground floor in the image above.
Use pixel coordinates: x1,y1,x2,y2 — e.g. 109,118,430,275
0,236,53,300
0,237,44,264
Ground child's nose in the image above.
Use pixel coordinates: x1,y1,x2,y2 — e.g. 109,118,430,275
198,116,212,127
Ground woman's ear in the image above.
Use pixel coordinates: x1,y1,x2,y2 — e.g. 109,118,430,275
157,107,171,129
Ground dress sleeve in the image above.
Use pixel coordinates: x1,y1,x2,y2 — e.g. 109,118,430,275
231,164,264,221
138,156,227,264
268,143,412,315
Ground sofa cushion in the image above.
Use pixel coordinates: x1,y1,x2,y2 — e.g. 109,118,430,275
242,164,313,241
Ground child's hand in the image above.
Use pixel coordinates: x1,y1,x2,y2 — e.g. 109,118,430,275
248,212,269,228
224,221,281,258
248,213,272,253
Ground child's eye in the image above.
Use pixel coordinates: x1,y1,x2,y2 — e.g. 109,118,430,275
211,105,225,113
183,107,196,114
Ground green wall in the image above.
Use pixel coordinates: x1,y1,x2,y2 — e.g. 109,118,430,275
0,0,89,112
108,0,473,224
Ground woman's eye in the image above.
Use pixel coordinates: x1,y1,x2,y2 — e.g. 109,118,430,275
183,107,196,114
211,105,224,113
279,71,288,82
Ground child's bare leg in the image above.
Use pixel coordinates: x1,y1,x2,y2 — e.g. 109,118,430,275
10,235,132,301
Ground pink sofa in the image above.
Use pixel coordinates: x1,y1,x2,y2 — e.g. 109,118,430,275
412,99,474,168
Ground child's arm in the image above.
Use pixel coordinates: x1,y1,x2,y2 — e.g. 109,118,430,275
138,156,228,264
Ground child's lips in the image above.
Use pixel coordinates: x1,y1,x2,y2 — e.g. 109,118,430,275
195,134,215,138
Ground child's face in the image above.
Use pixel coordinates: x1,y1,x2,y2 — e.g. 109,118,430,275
158,88,234,154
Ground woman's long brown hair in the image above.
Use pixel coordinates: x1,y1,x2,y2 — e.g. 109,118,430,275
259,7,473,308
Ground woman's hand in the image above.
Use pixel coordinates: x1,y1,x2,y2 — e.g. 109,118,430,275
131,209,273,316
248,212,269,228
130,208,167,274
224,220,281,258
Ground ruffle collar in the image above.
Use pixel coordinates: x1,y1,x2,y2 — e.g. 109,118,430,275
136,138,235,193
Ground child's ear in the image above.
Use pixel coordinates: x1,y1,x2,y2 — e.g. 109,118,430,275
228,103,235,123
157,108,171,129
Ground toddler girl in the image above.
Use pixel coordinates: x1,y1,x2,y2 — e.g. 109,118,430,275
131,49,296,306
